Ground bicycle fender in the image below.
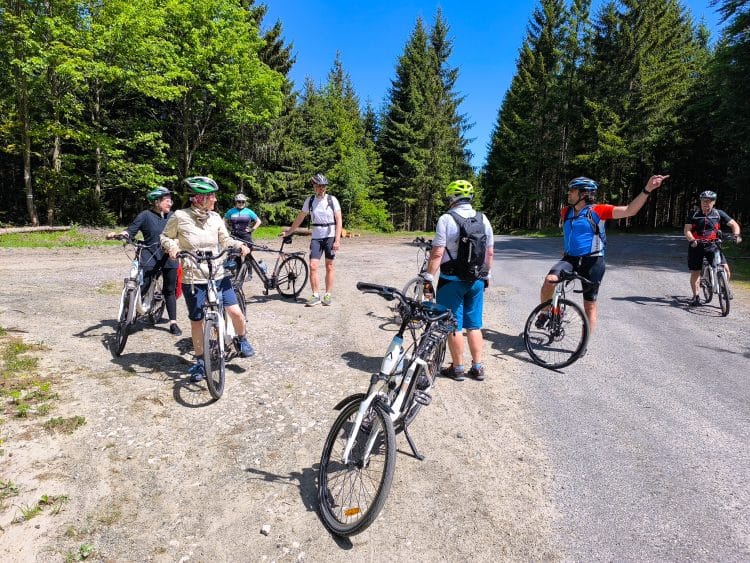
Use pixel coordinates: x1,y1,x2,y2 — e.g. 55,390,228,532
332,393,366,411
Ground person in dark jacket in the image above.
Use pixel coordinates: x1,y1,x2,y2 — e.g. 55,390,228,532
107,187,181,335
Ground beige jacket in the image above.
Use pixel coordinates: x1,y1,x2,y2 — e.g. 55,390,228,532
160,206,243,283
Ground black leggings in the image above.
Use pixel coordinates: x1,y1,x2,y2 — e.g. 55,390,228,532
142,266,178,322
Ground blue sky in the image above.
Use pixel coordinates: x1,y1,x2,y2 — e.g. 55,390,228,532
264,1,724,170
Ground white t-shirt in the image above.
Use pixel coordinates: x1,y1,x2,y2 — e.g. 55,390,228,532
433,203,494,274
303,194,341,240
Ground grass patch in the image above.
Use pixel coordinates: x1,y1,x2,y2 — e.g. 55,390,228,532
65,543,95,562
12,493,69,523
0,227,111,248
96,280,121,295
43,416,86,434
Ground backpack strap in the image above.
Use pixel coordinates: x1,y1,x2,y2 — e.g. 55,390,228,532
444,210,465,261
308,194,336,227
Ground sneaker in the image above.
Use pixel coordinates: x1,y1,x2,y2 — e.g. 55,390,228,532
440,364,465,382
169,323,182,336
306,294,321,307
468,364,485,381
689,295,701,307
321,293,332,306
535,312,550,329
237,336,255,358
188,359,205,383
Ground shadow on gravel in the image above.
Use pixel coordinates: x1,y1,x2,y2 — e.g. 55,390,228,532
243,465,353,548
610,294,690,309
482,327,537,365
340,351,381,375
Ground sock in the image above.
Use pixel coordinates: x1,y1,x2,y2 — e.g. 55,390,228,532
472,363,483,370
454,364,465,373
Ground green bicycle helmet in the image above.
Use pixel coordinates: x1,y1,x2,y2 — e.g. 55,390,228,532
184,176,219,194
446,179,474,201
147,186,172,202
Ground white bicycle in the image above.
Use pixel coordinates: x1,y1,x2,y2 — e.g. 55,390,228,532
317,282,455,536
178,248,244,400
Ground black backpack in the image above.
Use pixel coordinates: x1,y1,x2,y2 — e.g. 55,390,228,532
441,210,488,281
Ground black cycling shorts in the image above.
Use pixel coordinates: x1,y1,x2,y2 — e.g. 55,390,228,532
548,255,605,301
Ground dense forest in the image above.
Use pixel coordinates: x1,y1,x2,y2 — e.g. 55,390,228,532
0,0,747,232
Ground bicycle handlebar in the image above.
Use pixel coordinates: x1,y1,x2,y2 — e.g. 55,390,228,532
356,281,454,324
111,234,159,249
177,247,241,263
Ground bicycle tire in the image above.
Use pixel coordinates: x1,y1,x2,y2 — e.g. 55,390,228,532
114,288,136,356
318,399,396,537
276,255,309,298
235,286,247,319
397,336,445,432
524,298,589,370
397,277,426,328
147,276,166,324
717,269,730,316
700,265,713,303
203,316,225,400
232,259,249,292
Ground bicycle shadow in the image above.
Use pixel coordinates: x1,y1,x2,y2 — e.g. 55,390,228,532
610,294,691,310
340,351,381,375
74,318,173,354
244,292,304,305
482,327,537,366
244,465,354,549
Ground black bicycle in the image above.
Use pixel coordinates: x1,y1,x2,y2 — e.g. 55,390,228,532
317,282,455,536
523,270,590,369
697,234,737,316
230,235,308,303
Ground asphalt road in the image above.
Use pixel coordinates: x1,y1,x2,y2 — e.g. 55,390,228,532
493,232,750,560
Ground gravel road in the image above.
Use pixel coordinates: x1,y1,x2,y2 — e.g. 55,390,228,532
0,232,747,561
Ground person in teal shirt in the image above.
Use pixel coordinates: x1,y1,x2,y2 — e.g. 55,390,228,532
224,193,261,244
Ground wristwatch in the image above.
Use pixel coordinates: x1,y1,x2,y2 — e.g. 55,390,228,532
641,187,651,195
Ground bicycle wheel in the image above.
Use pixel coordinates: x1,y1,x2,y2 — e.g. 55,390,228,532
147,276,166,324
717,269,730,316
318,399,396,537
700,265,713,303
398,277,425,328
203,316,225,400
114,288,136,356
524,298,589,369
398,336,445,431
276,256,309,298
235,287,247,319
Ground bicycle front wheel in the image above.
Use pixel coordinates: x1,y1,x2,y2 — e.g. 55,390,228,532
717,269,730,316
398,277,426,328
203,316,225,400
114,288,136,356
276,256,309,298
318,399,396,537
147,276,166,324
700,265,713,303
235,287,247,319
524,298,589,370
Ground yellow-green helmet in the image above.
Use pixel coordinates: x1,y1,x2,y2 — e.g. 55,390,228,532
446,179,474,201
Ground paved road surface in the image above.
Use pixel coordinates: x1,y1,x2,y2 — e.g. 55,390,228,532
494,233,749,560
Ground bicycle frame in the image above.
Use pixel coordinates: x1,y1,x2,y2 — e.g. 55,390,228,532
235,236,305,292
116,239,162,320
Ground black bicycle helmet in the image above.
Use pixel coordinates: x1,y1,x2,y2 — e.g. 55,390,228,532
184,176,219,194
567,177,599,192
147,186,171,202
699,190,717,200
310,173,329,186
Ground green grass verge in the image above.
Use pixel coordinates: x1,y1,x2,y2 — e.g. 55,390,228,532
0,227,110,248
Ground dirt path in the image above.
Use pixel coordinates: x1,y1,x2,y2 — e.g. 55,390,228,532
0,235,558,561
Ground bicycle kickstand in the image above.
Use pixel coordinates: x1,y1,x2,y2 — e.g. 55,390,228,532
403,426,425,461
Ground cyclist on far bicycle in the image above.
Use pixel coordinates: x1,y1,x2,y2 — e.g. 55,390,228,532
684,190,742,307
161,176,254,382
107,187,182,336
536,174,669,333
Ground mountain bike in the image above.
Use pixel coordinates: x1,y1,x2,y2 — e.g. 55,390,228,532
178,247,244,400
401,236,433,302
523,270,590,369
230,235,308,303
697,234,737,316
111,235,167,356
317,282,455,537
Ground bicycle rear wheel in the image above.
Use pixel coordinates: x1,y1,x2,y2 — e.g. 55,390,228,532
524,298,589,370
398,336,445,432
114,288,136,356
318,399,396,536
398,277,426,328
700,264,713,303
276,255,308,298
203,316,225,400
717,269,730,316
235,287,247,319
147,276,166,324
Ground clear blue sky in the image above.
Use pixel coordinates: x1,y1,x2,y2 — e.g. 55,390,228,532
264,1,724,170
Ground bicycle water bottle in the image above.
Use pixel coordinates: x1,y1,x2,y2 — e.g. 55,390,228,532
380,335,405,386
258,260,268,274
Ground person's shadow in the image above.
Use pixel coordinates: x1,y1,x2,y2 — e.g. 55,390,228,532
610,294,692,310
482,327,537,365
244,464,353,548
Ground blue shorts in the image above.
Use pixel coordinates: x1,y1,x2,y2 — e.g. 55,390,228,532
181,277,238,321
310,237,336,261
436,277,484,331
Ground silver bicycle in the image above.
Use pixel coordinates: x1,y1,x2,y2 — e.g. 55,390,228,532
697,234,737,316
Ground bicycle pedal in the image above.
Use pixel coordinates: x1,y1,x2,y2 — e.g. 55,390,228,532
414,390,432,406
